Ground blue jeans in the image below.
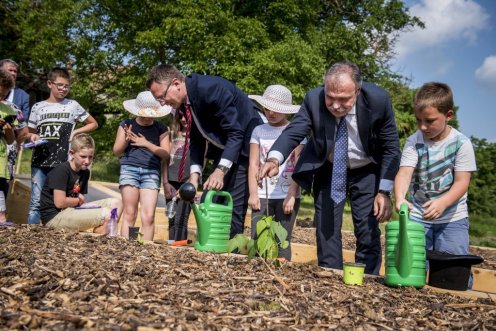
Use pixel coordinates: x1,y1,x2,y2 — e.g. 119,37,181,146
28,167,52,225
414,218,472,287
420,218,470,255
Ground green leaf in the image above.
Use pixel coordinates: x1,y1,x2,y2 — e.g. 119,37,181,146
257,230,272,258
281,240,289,249
256,217,269,236
267,242,278,259
227,233,249,253
271,220,288,245
247,239,257,260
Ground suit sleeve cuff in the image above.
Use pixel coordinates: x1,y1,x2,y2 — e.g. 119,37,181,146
267,151,284,164
379,179,393,192
190,165,203,176
218,158,233,168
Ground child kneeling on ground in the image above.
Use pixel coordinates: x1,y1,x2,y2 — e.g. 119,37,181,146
40,133,122,232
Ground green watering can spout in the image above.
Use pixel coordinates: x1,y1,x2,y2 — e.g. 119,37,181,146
190,203,208,244
385,202,426,288
397,203,413,278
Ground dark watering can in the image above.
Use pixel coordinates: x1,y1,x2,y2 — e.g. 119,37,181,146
179,183,233,253
385,203,426,288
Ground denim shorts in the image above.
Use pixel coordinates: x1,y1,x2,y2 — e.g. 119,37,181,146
119,164,161,190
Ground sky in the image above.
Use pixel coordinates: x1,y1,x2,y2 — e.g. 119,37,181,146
391,0,496,141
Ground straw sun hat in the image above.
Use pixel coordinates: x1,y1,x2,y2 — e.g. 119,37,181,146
123,91,172,118
249,85,300,114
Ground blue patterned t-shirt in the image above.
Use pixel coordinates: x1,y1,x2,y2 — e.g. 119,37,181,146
400,128,476,223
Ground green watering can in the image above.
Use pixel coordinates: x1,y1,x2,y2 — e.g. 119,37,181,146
385,203,426,288
179,184,233,253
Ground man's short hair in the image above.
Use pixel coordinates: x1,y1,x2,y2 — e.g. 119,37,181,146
48,67,71,82
414,82,454,115
71,133,95,152
146,64,184,88
0,69,15,90
325,62,362,89
0,59,19,69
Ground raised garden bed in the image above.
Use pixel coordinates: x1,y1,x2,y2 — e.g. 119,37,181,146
1,225,495,330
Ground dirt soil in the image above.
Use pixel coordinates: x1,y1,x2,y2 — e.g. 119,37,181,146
1,225,495,330
291,220,496,270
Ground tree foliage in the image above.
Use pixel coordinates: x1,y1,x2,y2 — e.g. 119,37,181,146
468,138,496,217
2,0,421,112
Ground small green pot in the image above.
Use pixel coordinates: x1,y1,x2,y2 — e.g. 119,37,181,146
343,262,366,286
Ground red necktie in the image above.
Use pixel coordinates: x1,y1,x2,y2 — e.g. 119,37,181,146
177,104,192,182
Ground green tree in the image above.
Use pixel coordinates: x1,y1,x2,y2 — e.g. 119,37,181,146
2,0,422,176
468,138,496,217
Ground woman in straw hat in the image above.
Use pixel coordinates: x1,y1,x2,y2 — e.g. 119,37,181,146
113,91,172,240
248,85,306,261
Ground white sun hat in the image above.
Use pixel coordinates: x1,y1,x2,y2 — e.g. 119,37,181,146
249,85,300,114
123,91,172,118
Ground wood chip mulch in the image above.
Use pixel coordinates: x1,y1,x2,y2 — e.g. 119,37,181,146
1,225,495,330
290,222,496,270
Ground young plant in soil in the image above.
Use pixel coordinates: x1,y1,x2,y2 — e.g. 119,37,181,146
228,214,289,260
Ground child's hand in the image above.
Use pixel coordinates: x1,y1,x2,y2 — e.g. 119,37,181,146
422,199,447,220
30,133,41,142
395,198,413,212
123,124,132,141
128,131,149,147
78,193,85,207
248,194,260,211
163,183,175,200
283,195,295,214
1,122,13,133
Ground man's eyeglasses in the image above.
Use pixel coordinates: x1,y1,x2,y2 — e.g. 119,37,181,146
155,81,173,103
50,81,71,90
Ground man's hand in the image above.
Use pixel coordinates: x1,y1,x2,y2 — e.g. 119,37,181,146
373,193,392,223
189,173,200,192
259,160,279,180
203,168,224,191
422,199,447,220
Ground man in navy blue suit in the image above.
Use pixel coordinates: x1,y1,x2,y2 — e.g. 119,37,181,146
260,62,400,274
147,64,263,237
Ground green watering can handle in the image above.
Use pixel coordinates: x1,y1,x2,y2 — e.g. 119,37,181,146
204,190,233,208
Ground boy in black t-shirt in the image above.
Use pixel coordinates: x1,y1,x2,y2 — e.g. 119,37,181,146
40,134,122,233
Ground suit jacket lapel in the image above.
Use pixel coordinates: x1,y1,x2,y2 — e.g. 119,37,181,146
322,101,336,159
356,93,370,155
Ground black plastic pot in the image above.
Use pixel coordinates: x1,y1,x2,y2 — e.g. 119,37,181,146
426,250,484,291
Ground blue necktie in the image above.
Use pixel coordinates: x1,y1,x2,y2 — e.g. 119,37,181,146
331,118,348,203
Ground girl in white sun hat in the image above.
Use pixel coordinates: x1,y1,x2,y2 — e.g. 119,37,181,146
113,91,172,240
248,85,306,261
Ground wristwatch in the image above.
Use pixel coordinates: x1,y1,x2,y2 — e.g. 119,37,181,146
378,190,391,197
216,165,230,175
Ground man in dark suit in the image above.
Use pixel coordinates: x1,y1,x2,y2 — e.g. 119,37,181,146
260,62,400,274
0,59,30,121
147,64,263,237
